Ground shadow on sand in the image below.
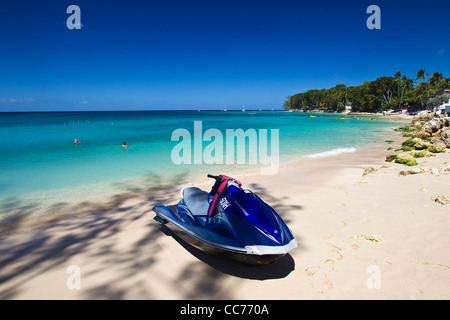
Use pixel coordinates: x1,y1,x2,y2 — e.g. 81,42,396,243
0,177,302,299
159,225,296,280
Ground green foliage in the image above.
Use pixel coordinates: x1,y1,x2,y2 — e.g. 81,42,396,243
410,150,435,158
352,234,383,243
428,95,450,109
402,133,414,137
283,69,450,112
401,139,416,147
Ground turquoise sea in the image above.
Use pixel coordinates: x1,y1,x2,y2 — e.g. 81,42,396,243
0,110,400,227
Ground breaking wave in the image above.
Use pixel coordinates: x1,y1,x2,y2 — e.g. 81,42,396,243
304,147,357,158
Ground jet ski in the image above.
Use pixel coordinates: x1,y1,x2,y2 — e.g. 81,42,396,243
153,174,297,265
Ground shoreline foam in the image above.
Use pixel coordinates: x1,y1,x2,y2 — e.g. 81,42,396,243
304,147,357,158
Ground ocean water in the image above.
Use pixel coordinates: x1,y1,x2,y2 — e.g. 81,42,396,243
0,110,400,225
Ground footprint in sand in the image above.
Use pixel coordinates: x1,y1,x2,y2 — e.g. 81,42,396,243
326,244,344,261
305,243,351,294
331,249,343,261
324,259,335,271
316,279,333,293
304,266,320,277
312,274,333,294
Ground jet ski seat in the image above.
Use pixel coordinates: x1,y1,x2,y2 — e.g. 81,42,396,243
182,187,211,217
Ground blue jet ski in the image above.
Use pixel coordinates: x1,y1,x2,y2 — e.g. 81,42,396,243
153,174,297,265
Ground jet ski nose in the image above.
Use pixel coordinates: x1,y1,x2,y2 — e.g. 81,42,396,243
228,189,283,241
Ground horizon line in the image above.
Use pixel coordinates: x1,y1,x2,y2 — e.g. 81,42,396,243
0,108,283,113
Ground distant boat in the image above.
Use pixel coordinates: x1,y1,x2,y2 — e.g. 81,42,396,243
223,108,227,112
242,106,246,112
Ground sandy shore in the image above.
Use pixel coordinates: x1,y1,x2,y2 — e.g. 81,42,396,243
1,127,449,300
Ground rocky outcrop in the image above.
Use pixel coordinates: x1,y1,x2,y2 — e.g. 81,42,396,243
389,115,450,167
415,131,431,140
409,150,435,158
385,154,397,162
428,141,447,153
438,129,450,148
423,118,448,136
415,139,432,150
398,164,450,177
395,153,418,166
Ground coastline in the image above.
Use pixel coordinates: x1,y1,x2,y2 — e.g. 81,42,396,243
289,109,414,119
1,119,450,299
0,112,402,238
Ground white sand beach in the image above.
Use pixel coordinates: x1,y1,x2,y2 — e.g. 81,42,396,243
1,125,449,300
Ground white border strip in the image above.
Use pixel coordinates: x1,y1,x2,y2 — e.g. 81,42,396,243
245,238,298,255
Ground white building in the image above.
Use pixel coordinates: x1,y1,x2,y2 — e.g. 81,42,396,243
435,98,450,115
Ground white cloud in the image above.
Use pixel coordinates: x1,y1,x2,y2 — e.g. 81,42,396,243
0,98,35,103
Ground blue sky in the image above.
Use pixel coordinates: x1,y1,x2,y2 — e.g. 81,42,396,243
0,0,449,111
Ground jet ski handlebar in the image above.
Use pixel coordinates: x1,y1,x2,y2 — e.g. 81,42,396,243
207,174,242,188
207,174,223,182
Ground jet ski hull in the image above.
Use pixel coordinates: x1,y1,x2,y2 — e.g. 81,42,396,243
153,204,297,265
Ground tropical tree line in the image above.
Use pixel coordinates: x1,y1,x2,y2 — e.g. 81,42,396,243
283,70,450,113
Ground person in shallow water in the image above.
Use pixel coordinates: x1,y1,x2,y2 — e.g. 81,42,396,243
122,141,129,148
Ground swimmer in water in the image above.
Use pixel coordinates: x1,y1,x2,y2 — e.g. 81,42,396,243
74,139,80,144
122,141,129,148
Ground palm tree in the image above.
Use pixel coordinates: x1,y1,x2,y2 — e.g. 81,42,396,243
394,71,402,80
415,69,428,83
430,72,444,90
336,86,348,110
408,82,428,109
444,77,450,89
394,71,402,98
399,75,413,107
415,69,432,108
